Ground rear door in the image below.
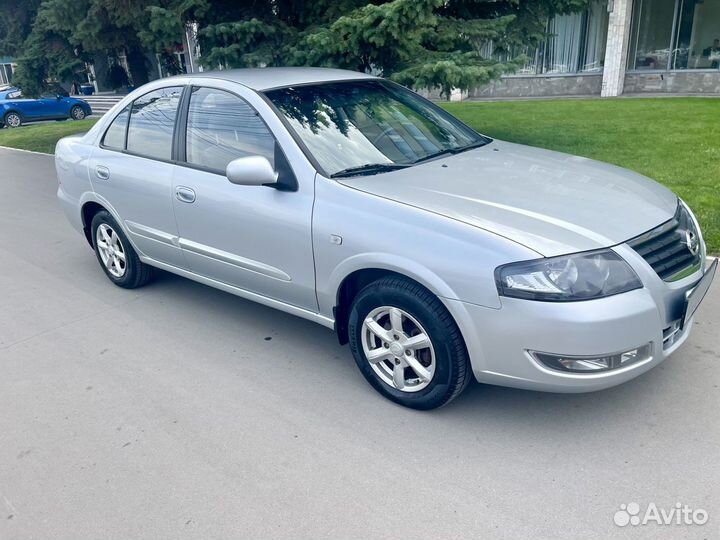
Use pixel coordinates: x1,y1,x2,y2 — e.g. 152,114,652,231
11,97,45,119
88,86,186,268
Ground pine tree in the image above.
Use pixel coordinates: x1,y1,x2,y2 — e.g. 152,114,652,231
11,0,590,97
197,0,591,98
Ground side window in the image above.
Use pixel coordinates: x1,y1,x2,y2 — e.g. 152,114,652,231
185,87,275,172
126,86,182,161
101,106,129,150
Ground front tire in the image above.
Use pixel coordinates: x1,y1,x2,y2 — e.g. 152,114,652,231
70,105,86,120
4,112,21,128
348,276,472,410
91,210,154,289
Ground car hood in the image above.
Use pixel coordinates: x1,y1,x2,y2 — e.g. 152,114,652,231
337,140,678,257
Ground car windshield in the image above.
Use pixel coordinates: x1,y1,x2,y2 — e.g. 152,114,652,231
264,80,488,177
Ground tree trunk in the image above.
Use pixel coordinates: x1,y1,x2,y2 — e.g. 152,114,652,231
126,46,149,86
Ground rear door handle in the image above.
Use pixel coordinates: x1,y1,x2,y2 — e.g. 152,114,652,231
95,166,110,180
175,186,196,204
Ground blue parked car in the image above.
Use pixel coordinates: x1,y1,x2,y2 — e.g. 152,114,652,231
0,86,92,128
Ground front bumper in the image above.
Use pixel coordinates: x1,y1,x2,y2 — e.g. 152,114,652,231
447,245,715,393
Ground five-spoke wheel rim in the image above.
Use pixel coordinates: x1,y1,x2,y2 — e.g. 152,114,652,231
72,107,85,120
361,306,436,392
6,113,20,127
96,224,127,278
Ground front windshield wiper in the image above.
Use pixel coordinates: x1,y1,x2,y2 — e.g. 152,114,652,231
412,139,491,164
330,163,410,178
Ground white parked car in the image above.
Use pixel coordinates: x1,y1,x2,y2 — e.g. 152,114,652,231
56,68,716,409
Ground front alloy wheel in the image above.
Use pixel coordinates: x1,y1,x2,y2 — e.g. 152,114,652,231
71,105,86,120
361,306,436,392
348,276,472,410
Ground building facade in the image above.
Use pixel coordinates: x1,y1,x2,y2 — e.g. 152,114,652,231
0,57,15,86
2,3,717,97
474,0,720,98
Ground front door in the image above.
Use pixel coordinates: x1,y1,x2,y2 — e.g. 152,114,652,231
88,86,185,268
38,95,66,118
171,86,317,311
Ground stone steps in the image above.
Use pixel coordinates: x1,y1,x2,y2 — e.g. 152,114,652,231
80,94,125,116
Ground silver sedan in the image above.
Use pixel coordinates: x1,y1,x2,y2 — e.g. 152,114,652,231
55,68,717,409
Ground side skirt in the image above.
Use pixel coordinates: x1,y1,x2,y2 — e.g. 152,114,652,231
139,255,336,330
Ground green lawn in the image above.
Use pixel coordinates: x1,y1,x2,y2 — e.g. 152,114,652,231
0,119,98,154
441,98,719,254
1,98,717,251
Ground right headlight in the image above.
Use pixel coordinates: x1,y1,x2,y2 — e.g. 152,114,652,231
495,249,642,302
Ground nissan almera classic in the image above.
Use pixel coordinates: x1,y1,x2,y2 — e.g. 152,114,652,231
56,68,717,410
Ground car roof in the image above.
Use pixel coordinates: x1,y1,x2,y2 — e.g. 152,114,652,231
183,67,378,91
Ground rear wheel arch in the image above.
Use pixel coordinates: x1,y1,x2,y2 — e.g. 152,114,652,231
81,201,107,247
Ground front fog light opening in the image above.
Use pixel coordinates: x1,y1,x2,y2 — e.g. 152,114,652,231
530,343,653,373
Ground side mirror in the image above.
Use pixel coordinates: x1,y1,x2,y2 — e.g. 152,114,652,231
56,95,63,100
226,156,278,187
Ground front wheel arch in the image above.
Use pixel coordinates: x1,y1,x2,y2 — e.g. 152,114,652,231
335,268,458,346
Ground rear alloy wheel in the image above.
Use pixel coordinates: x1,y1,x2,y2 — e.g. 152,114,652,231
96,223,127,279
91,210,154,289
348,276,472,410
70,105,86,120
4,112,21,128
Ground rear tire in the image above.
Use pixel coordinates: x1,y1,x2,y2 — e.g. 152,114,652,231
348,276,472,410
90,210,154,289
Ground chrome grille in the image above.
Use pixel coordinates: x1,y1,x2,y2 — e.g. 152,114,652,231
662,320,683,349
628,204,702,281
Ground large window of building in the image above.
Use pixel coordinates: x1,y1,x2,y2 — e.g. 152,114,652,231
629,0,720,70
488,1,609,76
544,12,585,73
581,0,611,71
0,63,13,85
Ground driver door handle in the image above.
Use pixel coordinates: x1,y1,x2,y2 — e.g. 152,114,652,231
175,186,196,204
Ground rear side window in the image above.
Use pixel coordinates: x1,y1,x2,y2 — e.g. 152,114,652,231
102,107,129,150
126,86,182,161
185,87,275,172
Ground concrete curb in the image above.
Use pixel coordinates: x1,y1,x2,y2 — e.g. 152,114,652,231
0,145,52,156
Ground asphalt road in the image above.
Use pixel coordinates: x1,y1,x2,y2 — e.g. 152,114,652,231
0,147,718,540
